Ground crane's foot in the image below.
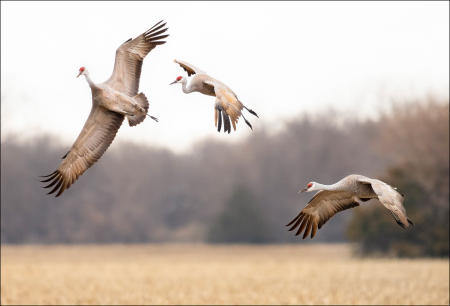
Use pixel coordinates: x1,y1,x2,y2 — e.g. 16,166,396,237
241,113,253,131
147,114,159,122
244,118,253,130
244,106,259,118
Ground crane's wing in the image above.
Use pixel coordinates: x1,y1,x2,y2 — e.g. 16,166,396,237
286,190,358,239
106,20,169,96
357,178,413,229
206,79,244,132
40,104,124,197
174,59,205,76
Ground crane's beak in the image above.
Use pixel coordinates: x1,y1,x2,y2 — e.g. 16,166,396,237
298,187,308,194
169,80,177,85
76,71,82,78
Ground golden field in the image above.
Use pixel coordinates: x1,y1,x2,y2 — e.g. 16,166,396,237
1,243,448,305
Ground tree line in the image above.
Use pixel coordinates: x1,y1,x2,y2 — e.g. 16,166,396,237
1,96,448,257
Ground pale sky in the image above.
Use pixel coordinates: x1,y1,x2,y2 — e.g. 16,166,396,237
1,1,449,152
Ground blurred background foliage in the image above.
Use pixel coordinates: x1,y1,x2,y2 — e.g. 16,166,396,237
347,100,449,257
1,96,448,257
207,186,273,243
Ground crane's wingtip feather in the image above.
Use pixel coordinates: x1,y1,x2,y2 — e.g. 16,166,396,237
151,34,169,41
55,182,67,197
151,20,164,29
43,180,58,189
40,173,58,183
286,219,296,227
39,170,58,178
146,22,168,35
396,219,408,230
47,179,63,195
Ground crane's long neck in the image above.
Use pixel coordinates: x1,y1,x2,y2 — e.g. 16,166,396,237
83,72,96,89
181,78,194,94
314,182,343,192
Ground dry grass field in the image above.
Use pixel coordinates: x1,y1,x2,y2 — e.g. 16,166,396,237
1,243,448,305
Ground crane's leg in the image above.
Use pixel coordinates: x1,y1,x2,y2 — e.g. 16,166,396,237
240,113,253,130
146,114,159,122
243,105,259,118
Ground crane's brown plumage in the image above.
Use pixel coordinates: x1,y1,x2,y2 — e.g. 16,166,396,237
106,21,168,96
41,107,124,197
174,59,205,77
286,191,359,239
41,21,168,197
213,86,244,132
358,177,414,228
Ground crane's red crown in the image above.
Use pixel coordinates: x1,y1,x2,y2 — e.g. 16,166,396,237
176,76,182,81
307,183,313,188
79,67,85,72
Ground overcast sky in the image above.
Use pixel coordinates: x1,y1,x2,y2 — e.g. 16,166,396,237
2,1,449,152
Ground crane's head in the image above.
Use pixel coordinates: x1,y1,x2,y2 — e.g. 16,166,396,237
76,66,86,78
299,182,316,193
169,75,184,85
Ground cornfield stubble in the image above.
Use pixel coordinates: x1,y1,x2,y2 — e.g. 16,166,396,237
1,244,448,305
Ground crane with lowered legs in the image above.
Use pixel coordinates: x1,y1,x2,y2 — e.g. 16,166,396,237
170,59,259,134
40,20,169,197
286,174,414,239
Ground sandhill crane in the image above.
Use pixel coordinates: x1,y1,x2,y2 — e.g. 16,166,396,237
170,59,258,133
40,21,169,197
286,174,414,239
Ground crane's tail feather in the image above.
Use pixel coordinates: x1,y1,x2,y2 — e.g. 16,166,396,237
134,93,149,112
128,93,149,127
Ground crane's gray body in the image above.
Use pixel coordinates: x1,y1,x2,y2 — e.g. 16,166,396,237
41,21,168,197
287,174,413,239
173,59,258,133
